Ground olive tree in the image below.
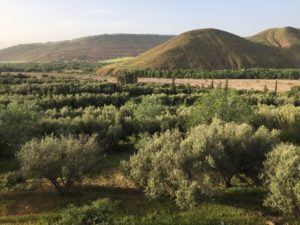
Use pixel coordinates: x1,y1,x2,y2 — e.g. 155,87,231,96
122,130,200,209
182,119,279,188
263,143,300,218
123,119,279,208
134,96,166,133
189,90,255,127
17,134,102,194
0,103,41,156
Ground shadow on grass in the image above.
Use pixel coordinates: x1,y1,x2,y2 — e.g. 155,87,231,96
212,187,266,211
0,185,143,216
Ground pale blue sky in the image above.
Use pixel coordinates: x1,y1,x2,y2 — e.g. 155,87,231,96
0,0,299,49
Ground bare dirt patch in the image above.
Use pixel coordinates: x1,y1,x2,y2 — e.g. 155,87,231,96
138,78,300,92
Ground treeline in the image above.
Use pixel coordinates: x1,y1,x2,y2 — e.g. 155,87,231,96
2,63,300,79
0,75,198,96
125,68,300,79
0,62,101,73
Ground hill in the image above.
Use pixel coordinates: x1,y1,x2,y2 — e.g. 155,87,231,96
0,34,173,63
248,27,300,67
248,27,300,48
99,28,293,75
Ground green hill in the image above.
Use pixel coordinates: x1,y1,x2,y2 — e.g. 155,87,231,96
248,27,300,67
0,34,173,63
99,28,293,75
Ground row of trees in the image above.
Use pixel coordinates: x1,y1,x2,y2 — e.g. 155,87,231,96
0,75,200,95
0,96,187,156
0,62,100,73
124,68,300,79
3,89,300,156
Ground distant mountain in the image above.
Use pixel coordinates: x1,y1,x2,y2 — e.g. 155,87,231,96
99,28,294,75
248,27,300,67
0,34,174,63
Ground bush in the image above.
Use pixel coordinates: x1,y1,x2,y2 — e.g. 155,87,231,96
116,71,138,84
17,134,103,194
263,143,300,218
2,171,25,188
54,198,116,225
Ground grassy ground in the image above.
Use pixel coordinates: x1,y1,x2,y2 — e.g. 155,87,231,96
100,57,135,65
0,188,274,225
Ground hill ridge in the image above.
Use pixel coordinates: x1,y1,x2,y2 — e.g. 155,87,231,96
99,27,295,74
247,27,300,67
0,34,174,63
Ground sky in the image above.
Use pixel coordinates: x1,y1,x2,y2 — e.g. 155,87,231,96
0,0,300,49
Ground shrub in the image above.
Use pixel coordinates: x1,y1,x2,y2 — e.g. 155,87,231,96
2,171,25,188
263,143,300,218
17,134,103,194
54,198,116,225
116,71,138,84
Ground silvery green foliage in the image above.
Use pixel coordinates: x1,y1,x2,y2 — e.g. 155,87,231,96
189,90,255,127
0,102,41,155
17,134,102,194
263,143,300,217
123,119,279,208
122,129,199,208
182,119,280,187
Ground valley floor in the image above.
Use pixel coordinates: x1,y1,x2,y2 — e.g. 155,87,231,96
19,73,300,92
9,72,300,92
138,78,300,92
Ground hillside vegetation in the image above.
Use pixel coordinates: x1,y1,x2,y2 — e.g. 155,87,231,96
0,34,173,63
99,27,300,75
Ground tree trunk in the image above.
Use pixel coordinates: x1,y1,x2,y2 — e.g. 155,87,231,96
223,176,233,188
49,178,64,194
